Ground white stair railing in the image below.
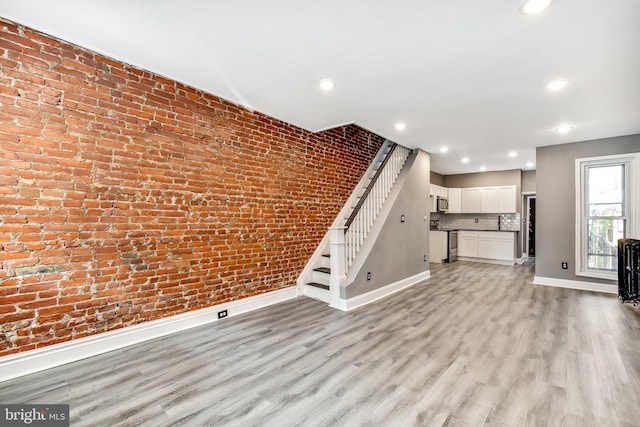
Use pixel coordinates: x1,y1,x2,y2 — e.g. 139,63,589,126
344,144,410,269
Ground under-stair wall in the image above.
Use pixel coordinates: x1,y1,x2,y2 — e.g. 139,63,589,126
342,149,431,302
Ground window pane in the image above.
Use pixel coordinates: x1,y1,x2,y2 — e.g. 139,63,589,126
587,218,625,271
588,165,623,204
587,254,617,271
588,203,623,216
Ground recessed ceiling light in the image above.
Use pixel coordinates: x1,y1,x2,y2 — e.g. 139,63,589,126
521,0,552,14
547,79,567,91
319,79,335,91
439,147,448,153
461,157,470,164
395,123,406,131
526,162,534,168
480,166,486,171
555,124,575,134
508,151,518,158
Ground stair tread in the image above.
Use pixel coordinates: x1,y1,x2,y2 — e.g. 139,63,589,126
306,282,329,291
313,267,331,274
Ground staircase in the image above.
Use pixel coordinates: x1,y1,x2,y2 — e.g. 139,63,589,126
302,140,411,304
304,256,331,302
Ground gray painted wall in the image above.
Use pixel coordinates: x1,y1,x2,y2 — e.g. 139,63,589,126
536,134,640,283
430,171,444,186
522,170,536,193
345,150,430,299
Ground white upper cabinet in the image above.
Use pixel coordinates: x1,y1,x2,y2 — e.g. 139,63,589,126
430,184,447,197
480,187,498,213
497,186,517,213
447,188,461,213
461,188,480,213
460,185,516,213
430,183,515,213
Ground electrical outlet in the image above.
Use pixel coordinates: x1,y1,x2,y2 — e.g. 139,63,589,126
561,262,568,269
401,214,405,223
218,310,228,319
367,272,371,281
423,255,427,262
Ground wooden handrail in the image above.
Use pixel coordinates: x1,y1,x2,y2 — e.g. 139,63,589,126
344,143,398,231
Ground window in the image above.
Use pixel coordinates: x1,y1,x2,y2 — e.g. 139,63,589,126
576,154,639,280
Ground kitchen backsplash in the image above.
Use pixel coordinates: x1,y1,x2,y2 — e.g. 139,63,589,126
431,213,521,231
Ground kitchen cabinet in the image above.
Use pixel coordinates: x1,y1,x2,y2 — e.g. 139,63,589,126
478,233,496,258
458,231,515,264
494,233,515,260
448,188,461,213
460,185,516,213
429,231,448,263
430,184,447,197
430,195,437,213
480,187,498,213
497,186,517,213
458,231,479,257
461,188,480,213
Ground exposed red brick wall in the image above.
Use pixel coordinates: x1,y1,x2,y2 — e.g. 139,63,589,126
0,19,385,356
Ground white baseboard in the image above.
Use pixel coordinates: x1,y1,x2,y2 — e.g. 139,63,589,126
533,276,617,294
332,270,431,311
0,286,298,383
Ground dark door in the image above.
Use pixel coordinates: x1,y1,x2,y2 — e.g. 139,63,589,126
528,197,536,257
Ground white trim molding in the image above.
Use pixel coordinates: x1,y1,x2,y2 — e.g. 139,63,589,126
332,270,431,311
575,153,639,280
533,276,616,294
0,286,298,383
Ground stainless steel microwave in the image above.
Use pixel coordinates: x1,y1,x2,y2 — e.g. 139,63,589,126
437,196,449,212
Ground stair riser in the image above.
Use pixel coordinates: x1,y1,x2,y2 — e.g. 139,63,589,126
312,271,330,285
303,285,330,303
320,256,331,269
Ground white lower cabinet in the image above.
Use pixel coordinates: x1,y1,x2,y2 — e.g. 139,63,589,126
494,235,515,260
458,231,515,264
458,231,479,257
478,234,496,259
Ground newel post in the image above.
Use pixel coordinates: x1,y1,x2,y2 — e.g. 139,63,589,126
328,226,346,308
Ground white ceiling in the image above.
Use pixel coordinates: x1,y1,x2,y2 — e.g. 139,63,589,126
1,0,639,175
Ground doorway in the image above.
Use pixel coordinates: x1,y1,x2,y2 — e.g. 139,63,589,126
524,194,536,258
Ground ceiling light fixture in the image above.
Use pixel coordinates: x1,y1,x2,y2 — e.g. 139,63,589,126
461,157,470,164
439,147,448,153
480,166,486,171
319,79,335,91
508,151,518,158
521,0,552,14
555,124,575,134
395,123,406,131
547,79,567,91
526,162,534,168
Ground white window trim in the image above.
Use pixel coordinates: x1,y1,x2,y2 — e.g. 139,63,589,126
575,153,640,280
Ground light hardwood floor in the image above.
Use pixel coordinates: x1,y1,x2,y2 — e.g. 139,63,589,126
1,261,640,426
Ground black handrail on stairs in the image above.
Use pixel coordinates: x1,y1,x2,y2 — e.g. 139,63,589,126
344,142,398,232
